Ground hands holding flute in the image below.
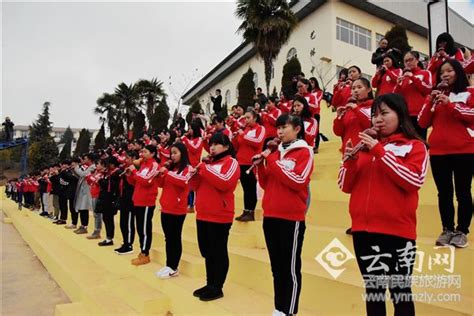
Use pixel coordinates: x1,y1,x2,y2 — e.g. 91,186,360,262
429,80,449,112
246,138,281,174
343,128,379,162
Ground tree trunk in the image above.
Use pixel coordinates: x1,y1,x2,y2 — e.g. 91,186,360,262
264,56,273,96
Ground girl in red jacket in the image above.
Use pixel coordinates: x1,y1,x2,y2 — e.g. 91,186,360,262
372,53,402,96
233,107,266,222
255,114,314,316
333,77,374,153
189,133,240,301
125,145,160,266
394,51,432,139
427,33,465,85
295,78,317,115
158,129,177,166
261,96,282,148
418,59,473,248
292,95,318,147
309,77,323,152
155,142,192,279
332,65,362,109
339,93,428,316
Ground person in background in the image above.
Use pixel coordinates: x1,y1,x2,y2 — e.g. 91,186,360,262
86,159,105,240
292,95,318,148
210,89,223,115
256,87,268,108
427,32,465,85
371,37,389,68
332,66,362,109
2,117,14,142
309,77,323,153
372,53,402,96
72,153,96,235
260,96,282,150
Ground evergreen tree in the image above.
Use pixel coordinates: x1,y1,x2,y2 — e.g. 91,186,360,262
132,111,146,140
74,129,91,156
281,57,301,99
59,139,72,160
237,68,256,110
186,99,202,125
385,26,411,62
59,126,74,144
149,95,171,133
272,86,278,98
93,123,106,150
28,101,59,171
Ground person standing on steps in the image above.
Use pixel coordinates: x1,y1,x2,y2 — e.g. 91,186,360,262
189,133,240,301
255,114,314,316
59,160,78,227
72,153,96,235
210,89,222,115
86,159,105,240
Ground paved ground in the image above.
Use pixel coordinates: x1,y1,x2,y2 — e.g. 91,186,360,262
1,211,69,316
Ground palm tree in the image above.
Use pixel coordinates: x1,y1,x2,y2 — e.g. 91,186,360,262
114,82,140,134
135,78,166,127
95,93,123,136
235,0,297,95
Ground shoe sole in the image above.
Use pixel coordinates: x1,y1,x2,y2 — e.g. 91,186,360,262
435,241,451,247
158,272,179,279
199,293,224,301
450,242,469,248
115,250,134,255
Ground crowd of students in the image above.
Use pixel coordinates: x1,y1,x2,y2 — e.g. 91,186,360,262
4,32,473,316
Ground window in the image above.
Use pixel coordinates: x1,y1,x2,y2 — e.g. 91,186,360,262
376,33,385,44
287,47,297,61
253,72,258,88
336,18,372,51
225,89,231,105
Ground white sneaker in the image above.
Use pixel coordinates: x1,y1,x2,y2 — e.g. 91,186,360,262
272,310,286,316
155,266,179,279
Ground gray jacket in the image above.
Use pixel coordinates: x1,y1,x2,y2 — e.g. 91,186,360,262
74,164,96,211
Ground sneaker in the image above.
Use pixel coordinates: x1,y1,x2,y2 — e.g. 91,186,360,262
114,245,134,255
39,211,49,217
74,226,88,234
54,219,66,225
155,266,179,279
86,232,101,239
193,285,209,298
435,230,454,246
98,240,113,246
64,224,77,229
450,231,469,248
199,286,223,301
235,210,246,221
345,227,352,235
236,211,254,222
272,310,286,316
131,253,150,266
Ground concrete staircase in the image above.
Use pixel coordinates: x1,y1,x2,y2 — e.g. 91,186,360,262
2,139,472,315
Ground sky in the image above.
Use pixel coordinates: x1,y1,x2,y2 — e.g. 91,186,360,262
2,0,473,130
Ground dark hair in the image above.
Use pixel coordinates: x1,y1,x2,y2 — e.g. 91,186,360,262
257,87,262,91
309,77,321,91
352,77,374,100
348,65,362,74
209,133,235,157
245,106,261,124
216,89,221,93
83,152,96,162
371,93,425,143
166,130,177,147
144,144,160,163
267,96,277,104
126,150,139,159
106,156,119,168
297,78,310,90
170,142,190,173
190,120,202,138
383,54,401,69
292,95,312,119
436,32,457,56
72,157,81,164
275,114,305,140
436,59,469,94
211,115,225,125
338,68,349,80
405,51,425,69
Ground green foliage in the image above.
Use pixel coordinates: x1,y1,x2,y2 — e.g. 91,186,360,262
149,95,171,133
29,102,53,142
135,78,166,124
93,123,106,150
186,99,202,125
59,126,74,144
236,0,297,94
281,57,301,98
237,68,256,110
132,111,146,140
74,128,91,156
272,86,278,98
59,139,72,160
385,26,411,58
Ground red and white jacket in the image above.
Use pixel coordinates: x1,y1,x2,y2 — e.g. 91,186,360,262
427,49,464,85
371,67,403,96
158,145,170,166
333,99,373,152
261,107,282,139
203,127,232,153
463,56,474,75
233,124,266,165
418,87,474,155
126,158,160,206
158,165,191,215
86,170,103,199
189,154,240,223
278,99,293,114
182,136,204,167
338,133,428,240
301,92,318,116
394,67,432,116
310,89,323,116
227,116,246,133
257,140,314,221
332,81,352,109
303,117,318,147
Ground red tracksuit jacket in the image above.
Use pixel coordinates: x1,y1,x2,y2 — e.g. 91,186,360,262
261,107,282,139
418,87,474,155
126,158,160,207
303,117,318,147
393,67,432,116
189,154,240,223
257,140,314,221
158,145,170,166
372,67,403,96
333,99,373,152
427,49,464,85
233,124,266,165
332,82,352,109
311,90,323,115
158,165,191,215
338,133,428,240
182,136,204,167
278,99,293,114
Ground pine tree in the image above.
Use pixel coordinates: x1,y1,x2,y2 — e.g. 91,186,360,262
186,99,202,125
281,57,301,99
272,86,278,98
59,139,72,160
28,101,59,171
149,95,171,133
74,129,91,156
385,26,411,63
132,111,146,139
237,68,256,110
93,123,106,150
59,126,74,144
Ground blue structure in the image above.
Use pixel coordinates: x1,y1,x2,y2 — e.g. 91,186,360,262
0,137,29,176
